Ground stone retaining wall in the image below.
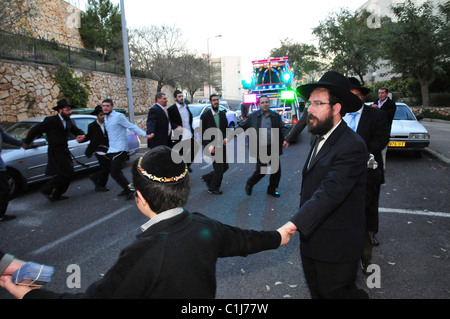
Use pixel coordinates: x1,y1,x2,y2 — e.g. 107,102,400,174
0,60,174,126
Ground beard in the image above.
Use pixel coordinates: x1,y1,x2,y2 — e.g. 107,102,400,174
307,112,334,136
61,112,71,121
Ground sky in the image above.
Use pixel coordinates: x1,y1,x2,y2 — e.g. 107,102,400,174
74,0,368,77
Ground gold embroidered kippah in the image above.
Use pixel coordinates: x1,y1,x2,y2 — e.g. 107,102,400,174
137,156,188,183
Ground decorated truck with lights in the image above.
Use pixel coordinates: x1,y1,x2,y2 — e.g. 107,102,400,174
241,57,301,129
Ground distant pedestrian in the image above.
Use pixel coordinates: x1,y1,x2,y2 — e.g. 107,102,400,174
1,123,26,221
345,77,390,274
146,92,172,149
83,105,110,192
167,90,197,171
200,94,230,195
23,99,86,202
102,98,151,200
238,95,289,197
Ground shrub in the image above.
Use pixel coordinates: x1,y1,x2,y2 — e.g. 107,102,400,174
53,65,91,108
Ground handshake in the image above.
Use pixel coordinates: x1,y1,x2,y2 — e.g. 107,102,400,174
277,222,298,246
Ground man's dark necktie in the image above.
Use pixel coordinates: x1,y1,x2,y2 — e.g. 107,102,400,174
308,135,324,169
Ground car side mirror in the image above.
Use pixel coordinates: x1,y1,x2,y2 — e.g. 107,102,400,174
415,114,424,121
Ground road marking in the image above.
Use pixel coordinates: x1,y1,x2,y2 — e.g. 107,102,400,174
380,207,450,218
30,205,133,256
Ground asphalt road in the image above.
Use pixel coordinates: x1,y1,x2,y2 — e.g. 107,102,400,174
0,127,449,300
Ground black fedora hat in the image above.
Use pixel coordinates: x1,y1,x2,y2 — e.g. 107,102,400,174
348,77,371,96
52,99,73,111
296,71,362,113
91,105,103,115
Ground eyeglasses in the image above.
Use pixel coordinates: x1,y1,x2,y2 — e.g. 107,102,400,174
211,99,219,102
305,101,331,108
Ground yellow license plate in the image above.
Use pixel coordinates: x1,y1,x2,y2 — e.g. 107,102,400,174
388,141,405,147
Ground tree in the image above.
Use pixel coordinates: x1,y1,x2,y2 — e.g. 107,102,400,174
381,0,449,106
313,8,381,84
177,55,209,102
269,39,323,83
79,0,122,56
129,25,191,92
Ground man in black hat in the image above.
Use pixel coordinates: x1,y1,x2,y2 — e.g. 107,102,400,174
23,99,85,201
345,77,390,274
82,105,110,192
0,146,293,299
280,71,369,299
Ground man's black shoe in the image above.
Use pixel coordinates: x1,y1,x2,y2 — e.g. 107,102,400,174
48,195,69,202
267,189,280,197
372,235,380,246
95,186,110,192
0,215,16,222
245,183,253,196
208,189,223,195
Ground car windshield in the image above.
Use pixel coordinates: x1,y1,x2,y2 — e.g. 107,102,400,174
3,122,40,149
270,98,293,109
394,104,416,120
189,106,205,118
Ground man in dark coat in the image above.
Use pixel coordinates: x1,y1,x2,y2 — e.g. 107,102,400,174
238,95,289,197
23,99,85,202
83,105,110,192
371,87,396,128
280,71,369,299
200,94,230,195
146,92,172,149
345,78,390,274
167,90,197,171
0,146,292,299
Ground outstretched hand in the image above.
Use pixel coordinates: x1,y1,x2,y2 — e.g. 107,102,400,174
277,222,297,246
0,276,37,299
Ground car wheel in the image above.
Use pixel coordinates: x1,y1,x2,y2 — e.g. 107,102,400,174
229,121,235,128
6,169,24,198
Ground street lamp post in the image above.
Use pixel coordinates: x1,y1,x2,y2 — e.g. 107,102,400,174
372,72,377,93
207,35,222,98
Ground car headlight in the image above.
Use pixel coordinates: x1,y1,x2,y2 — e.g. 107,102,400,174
409,133,429,139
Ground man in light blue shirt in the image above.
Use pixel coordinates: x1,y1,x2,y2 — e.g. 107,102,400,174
102,98,151,199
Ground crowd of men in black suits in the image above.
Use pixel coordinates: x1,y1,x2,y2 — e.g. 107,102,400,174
0,71,397,299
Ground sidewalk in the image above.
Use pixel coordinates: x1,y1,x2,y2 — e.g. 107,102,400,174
421,118,450,164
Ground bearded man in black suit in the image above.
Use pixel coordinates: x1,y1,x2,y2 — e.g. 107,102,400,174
280,72,369,299
23,99,85,202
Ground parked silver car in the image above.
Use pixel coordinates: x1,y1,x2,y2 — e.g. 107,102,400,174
2,114,140,197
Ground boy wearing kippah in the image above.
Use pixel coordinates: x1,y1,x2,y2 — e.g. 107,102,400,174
1,146,292,299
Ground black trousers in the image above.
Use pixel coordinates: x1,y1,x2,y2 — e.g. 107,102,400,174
0,171,11,218
202,147,228,191
90,154,110,187
247,145,281,191
301,253,369,299
108,151,129,191
41,148,73,198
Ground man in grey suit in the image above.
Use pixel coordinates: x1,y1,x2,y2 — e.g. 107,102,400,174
281,71,369,299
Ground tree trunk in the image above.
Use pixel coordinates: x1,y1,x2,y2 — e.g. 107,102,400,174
157,82,164,93
417,77,431,107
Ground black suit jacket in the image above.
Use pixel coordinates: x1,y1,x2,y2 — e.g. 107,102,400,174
356,104,390,180
200,108,229,148
375,97,396,129
167,103,194,142
23,115,84,176
84,120,109,158
146,104,171,149
290,121,368,263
